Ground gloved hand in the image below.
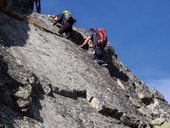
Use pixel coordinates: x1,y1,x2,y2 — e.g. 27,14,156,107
89,44,94,48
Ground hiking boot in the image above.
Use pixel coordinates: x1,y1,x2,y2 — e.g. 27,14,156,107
64,35,71,39
94,59,107,67
94,59,98,64
101,63,108,67
57,32,63,37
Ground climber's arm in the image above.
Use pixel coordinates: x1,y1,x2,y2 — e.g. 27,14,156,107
53,13,63,26
80,36,91,48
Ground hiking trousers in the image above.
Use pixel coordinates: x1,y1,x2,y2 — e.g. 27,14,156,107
58,22,73,38
93,48,106,65
30,0,41,13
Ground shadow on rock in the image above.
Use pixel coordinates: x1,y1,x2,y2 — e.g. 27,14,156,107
27,83,44,123
70,30,85,45
0,55,44,126
105,47,129,82
0,0,31,47
0,0,45,126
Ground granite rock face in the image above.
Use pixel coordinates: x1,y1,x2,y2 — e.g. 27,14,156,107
0,1,170,128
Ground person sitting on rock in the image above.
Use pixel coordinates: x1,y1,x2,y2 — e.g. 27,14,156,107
30,0,41,13
53,10,76,39
80,28,108,67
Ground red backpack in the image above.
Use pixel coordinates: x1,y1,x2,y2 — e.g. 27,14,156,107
96,28,107,48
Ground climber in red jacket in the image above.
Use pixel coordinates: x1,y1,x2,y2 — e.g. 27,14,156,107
80,28,108,67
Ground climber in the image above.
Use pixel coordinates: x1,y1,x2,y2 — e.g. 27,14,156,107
53,10,76,39
80,28,108,66
30,0,41,13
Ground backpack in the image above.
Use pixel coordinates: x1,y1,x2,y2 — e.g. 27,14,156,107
63,11,76,24
96,28,107,48
63,11,72,20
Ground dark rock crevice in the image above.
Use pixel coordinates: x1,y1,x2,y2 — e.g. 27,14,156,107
98,106,152,128
88,96,94,103
53,87,87,100
104,47,129,82
98,106,123,120
141,97,154,106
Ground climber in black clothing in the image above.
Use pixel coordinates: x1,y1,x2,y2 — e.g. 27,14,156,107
53,10,76,39
30,0,41,13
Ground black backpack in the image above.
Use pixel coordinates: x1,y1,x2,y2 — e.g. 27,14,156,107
63,11,76,24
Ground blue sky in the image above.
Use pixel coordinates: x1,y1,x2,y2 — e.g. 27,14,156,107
41,0,170,103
